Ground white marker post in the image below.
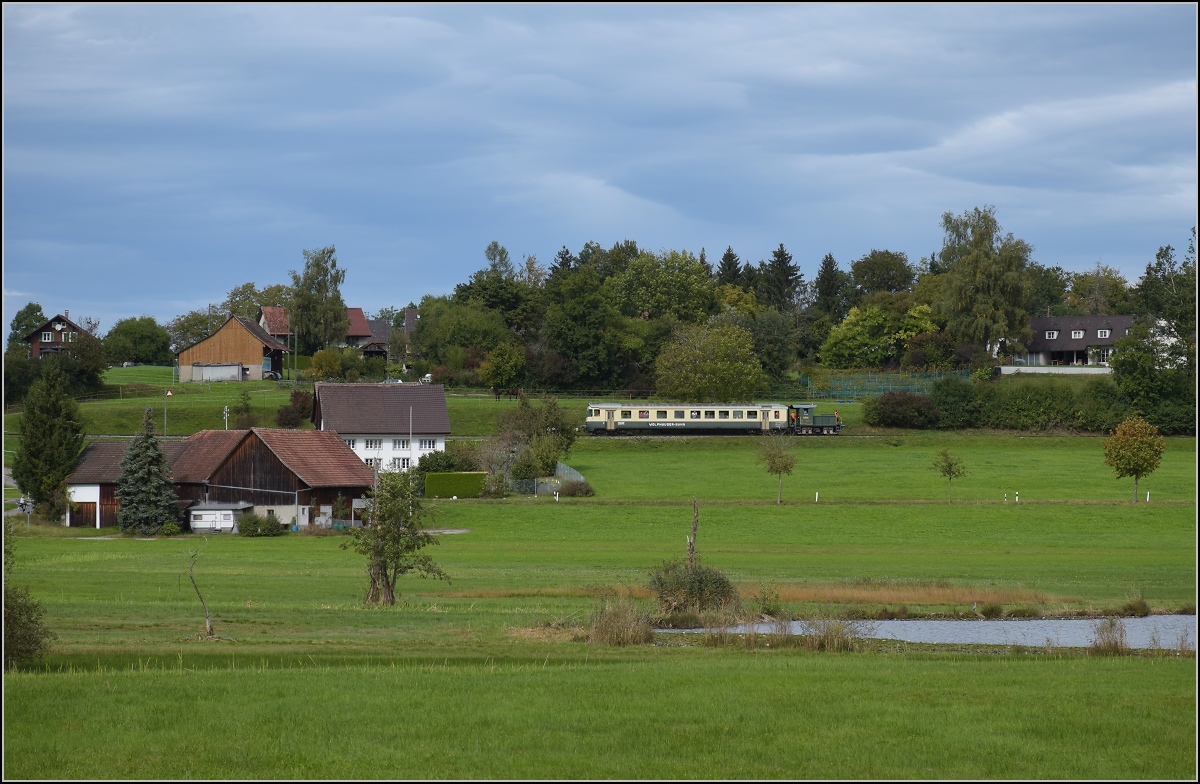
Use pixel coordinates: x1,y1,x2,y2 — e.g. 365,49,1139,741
815,491,819,503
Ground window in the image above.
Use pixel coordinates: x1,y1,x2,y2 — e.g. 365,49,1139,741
266,509,275,517
732,410,743,419
690,410,700,419
390,457,411,470
41,332,52,342
66,332,77,343
1045,331,1058,340
1071,330,1084,339
344,438,357,448
638,410,649,419
419,439,437,450
747,410,758,419
588,408,596,417
774,411,780,419
656,410,667,419
673,410,685,419
401,457,410,470
1100,348,1112,363
718,411,729,419
621,410,631,419
365,458,377,468
392,439,408,450
365,439,382,449
1097,329,1110,339
704,411,715,420
1125,328,1131,336
222,514,232,521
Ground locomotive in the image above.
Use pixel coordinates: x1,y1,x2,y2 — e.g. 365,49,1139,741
584,402,843,435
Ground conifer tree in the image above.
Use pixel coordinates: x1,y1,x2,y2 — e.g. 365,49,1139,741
116,407,179,535
12,364,83,520
716,246,742,287
760,243,802,310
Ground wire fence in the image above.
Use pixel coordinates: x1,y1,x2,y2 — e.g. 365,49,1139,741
506,461,586,496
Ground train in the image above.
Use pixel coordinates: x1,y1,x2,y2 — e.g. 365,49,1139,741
584,402,843,435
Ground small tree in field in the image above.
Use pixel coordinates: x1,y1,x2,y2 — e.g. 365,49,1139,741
1103,416,1165,502
116,407,179,536
343,471,449,605
12,364,84,520
930,449,967,503
756,434,796,504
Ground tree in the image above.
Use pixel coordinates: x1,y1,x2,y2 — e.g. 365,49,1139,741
1024,262,1071,318
940,206,1033,354
290,245,349,355
851,249,914,295
6,302,45,354
812,253,854,320
343,471,449,605
1103,416,1165,502
222,282,291,320
930,449,967,503
484,241,514,278
1134,232,1197,377
4,520,55,670
759,243,802,311
716,246,742,287
116,408,179,535
604,249,715,323
819,303,937,369
479,342,526,390
497,393,578,476
166,305,226,353
1064,263,1131,315
230,387,257,429
751,308,797,381
757,434,796,504
12,365,84,520
654,324,768,402
543,265,623,387
103,316,173,365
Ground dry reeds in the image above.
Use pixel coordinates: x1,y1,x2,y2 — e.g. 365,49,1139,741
797,615,872,653
1090,616,1129,655
588,599,654,647
736,580,1050,608
1119,592,1151,617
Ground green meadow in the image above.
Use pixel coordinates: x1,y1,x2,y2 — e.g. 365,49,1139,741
3,373,1196,778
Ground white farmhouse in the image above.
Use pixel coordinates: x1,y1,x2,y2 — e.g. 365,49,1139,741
312,382,451,471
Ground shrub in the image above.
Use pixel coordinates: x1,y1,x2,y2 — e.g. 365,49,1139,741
558,479,594,497
589,599,654,646
979,603,1003,619
751,583,783,618
4,585,56,670
931,376,980,429
977,379,1076,430
863,391,938,429
160,521,181,537
238,513,286,537
1120,592,1151,617
798,614,870,652
1090,616,1129,655
648,559,739,615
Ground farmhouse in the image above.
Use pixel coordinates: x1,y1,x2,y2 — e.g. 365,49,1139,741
312,382,450,471
255,306,377,350
64,428,372,529
176,314,289,382
19,312,88,359
1010,315,1136,370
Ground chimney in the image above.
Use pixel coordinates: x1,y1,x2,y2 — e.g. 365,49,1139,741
65,309,69,320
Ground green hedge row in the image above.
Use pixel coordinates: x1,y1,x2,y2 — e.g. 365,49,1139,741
424,472,487,498
864,376,1194,435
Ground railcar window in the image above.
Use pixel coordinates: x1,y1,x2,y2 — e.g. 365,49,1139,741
774,411,780,419
718,411,729,419
732,411,743,419
621,410,631,419
690,410,700,419
674,410,685,419
639,410,649,419
656,410,667,419
704,411,716,419
748,410,758,419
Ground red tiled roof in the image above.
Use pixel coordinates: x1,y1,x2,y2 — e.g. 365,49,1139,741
312,383,451,436
346,308,373,338
259,306,291,337
171,430,250,483
251,428,374,488
233,315,289,352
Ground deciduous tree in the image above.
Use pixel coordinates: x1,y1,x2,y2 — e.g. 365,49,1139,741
930,449,967,503
290,245,349,355
116,408,179,536
12,365,84,520
103,316,172,365
1103,416,1165,502
757,434,796,504
851,249,914,295
6,302,46,354
654,324,768,402
166,305,227,352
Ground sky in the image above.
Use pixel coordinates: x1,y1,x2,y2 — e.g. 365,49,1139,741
3,3,1196,335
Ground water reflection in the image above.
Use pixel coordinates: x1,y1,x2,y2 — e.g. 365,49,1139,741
715,615,1197,650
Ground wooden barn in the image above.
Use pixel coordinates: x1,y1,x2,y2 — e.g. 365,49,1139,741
176,315,288,382
65,429,372,529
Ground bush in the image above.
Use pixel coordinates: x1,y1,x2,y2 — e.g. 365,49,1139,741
798,614,869,652
160,521,181,537
589,599,654,646
4,585,56,670
237,513,286,537
424,472,487,499
979,603,1003,619
931,376,980,429
1090,616,1129,655
863,391,939,429
1120,592,1151,618
558,479,595,497
977,379,1076,430
648,559,739,614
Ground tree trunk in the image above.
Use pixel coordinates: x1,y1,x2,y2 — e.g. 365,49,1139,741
1133,476,1138,503
777,474,782,505
948,479,952,504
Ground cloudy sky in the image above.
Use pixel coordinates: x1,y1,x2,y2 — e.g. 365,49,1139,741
3,4,1196,334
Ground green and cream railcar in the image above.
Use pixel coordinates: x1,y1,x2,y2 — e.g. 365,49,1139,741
585,402,843,435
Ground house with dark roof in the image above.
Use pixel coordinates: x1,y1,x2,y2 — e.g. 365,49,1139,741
1011,315,1137,370
361,318,392,360
176,314,289,381
65,429,373,529
19,312,89,359
312,382,451,471
256,306,381,352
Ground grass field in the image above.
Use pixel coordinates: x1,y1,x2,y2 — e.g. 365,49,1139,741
3,374,1196,778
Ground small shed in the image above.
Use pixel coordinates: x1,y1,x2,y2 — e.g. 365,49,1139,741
188,501,253,533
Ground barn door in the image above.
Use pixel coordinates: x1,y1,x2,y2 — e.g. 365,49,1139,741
70,502,97,528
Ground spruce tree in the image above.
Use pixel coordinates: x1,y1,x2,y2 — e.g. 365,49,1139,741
116,407,179,536
12,364,83,520
716,246,742,287
761,243,801,310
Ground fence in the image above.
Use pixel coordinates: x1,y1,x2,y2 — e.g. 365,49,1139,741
789,370,972,400
507,462,586,497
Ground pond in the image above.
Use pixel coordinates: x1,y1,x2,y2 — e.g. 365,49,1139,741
703,615,1197,650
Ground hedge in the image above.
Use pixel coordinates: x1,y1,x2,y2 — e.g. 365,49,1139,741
424,472,487,498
